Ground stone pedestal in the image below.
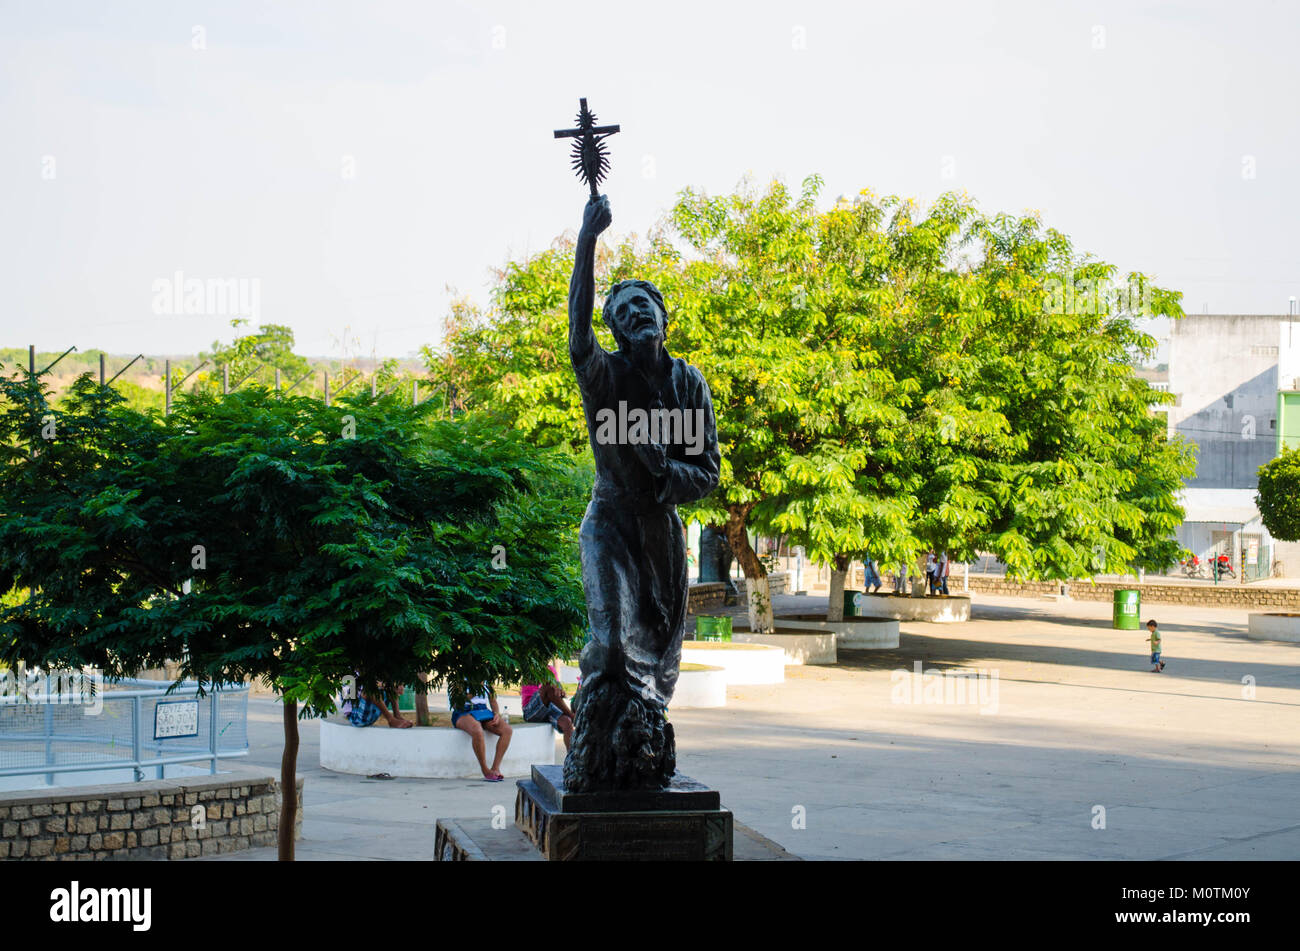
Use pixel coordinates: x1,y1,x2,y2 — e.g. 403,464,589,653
514,764,733,861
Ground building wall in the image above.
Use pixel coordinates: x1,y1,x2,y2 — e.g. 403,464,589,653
1275,541,1300,577
1167,315,1291,488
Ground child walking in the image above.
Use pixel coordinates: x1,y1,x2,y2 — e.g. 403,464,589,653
1146,619,1166,673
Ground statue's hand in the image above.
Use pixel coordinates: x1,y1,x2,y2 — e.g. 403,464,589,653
581,194,612,237
632,440,668,477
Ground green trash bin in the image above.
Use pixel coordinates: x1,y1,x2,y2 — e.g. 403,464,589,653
397,687,416,711
696,616,733,642
843,590,865,617
1113,589,1141,630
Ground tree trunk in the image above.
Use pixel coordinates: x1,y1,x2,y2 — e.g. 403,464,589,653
826,553,851,622
725,506,773,633
278,700,299,862
912,551,928,598
414,673,431,727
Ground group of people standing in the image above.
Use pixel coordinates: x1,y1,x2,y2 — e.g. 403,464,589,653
925,551,952,595
885,551,952,595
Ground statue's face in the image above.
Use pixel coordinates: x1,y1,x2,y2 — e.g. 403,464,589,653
609,286,666,351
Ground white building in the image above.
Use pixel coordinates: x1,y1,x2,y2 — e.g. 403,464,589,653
1164,315,1300,576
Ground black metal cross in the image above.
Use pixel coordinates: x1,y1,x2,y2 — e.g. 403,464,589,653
554,97,620,198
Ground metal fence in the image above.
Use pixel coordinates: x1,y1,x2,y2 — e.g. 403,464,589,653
6,344,445,415
0,678,248,789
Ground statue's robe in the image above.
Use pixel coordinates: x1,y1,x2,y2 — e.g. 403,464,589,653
571,342,720,711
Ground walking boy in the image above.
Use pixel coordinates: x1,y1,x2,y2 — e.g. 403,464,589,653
1146,619,1165,673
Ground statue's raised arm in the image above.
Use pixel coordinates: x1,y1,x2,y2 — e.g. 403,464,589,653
569,195,612,368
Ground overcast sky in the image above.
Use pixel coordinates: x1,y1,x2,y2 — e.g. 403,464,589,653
3,0,1298,360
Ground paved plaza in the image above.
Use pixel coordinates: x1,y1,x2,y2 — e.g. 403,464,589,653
210,593,1300,861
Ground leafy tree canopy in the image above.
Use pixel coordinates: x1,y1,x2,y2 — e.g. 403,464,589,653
426,176,1194,600
0,369,589,712
1257,447,1300,542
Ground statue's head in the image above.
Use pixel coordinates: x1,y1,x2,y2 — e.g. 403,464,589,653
602,280,667,354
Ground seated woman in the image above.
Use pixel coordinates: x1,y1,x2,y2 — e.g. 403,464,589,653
449,684,512,782
520,665,576,750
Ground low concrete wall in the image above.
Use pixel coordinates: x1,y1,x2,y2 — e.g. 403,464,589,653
669,666,727,708
1246,613,1300,643
680,643,785,684
0,765,301,861
775,615,901,649
732,629,837,665
319,719,555,779
687,583,727,613
967,574,1300,611
689,574,786,612
849,594,971,623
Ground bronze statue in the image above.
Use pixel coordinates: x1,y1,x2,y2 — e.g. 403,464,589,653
555,101,720,790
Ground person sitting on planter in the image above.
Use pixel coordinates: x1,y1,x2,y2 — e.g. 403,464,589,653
520,664,576,750
449,683,512,782
343,682,413,729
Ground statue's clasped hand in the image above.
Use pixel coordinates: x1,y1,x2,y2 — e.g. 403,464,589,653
582,194,612,237
633,441,668,477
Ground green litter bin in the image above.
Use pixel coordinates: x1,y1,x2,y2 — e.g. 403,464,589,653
843,590,865,617
1113,589,1141,630
397,687,416,711
696,616,733,642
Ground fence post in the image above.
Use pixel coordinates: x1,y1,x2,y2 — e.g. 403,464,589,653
222,365,229,395
275,367,281,392
325,371,331,407
371,375,377,398
165,359,171,416
99,353,106,386
209,691,219,775
413,381,419,405
132,695,143,782
44,701,55,786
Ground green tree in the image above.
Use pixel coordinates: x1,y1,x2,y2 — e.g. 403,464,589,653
0,368,587,859
425,177,1195,627
1257,447,1300,542
200,319,313,392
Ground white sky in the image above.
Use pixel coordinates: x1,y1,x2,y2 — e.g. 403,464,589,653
2,0,1298,359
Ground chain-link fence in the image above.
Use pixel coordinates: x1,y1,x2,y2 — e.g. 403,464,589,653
0,677,248,791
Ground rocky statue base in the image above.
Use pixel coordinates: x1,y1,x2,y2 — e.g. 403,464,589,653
561,674,675,791
515,765,733,861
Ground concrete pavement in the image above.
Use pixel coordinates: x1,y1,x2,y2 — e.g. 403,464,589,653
207,593,1300,860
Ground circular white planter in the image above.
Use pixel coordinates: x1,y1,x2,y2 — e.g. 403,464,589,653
1246,613,1300,643
850,593,971,623
731,629,837,665
668,665,727,708
680,642,785,684
319,719,556,779
769,615,900,649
